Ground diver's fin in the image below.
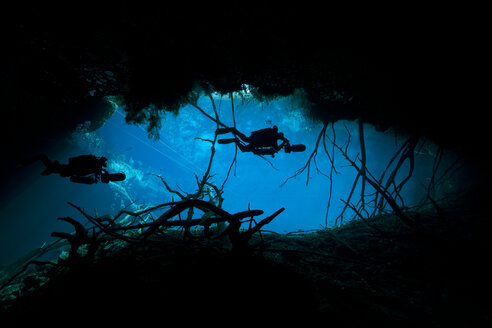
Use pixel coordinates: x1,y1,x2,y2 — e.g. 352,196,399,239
215,128,231,135
217,138,236,144
41,168,53,176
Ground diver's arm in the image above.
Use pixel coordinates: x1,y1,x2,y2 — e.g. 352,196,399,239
20,154,52,167
235,139,249,152
274,137,289,151
233,128,249,142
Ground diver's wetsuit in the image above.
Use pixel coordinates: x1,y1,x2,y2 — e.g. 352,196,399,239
216,126,288,154
38,154,107,177
23,154,124,184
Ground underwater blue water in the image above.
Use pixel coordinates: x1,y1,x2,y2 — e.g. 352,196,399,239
0,94,441,265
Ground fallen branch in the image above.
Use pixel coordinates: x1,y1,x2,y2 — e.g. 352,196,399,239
51,217,89,260
0,260,57,292
264,248,367,264
68,202,142,242
0,239,66,292
69,198,283,252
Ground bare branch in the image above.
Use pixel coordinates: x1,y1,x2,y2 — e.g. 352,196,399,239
190,96,229,129
333,125,362,225
221,92,238,189
330,139,416,229
153,174,187,200
427,145,443,198
281,122,328,187
68,202,141,242
340,199,386,236
194,137,215,144
376,136,419,213
358,120,367,208
335,172,361,225
323,123,338,227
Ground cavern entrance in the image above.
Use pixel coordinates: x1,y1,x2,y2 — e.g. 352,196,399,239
0,88,467,266
71,89,463,233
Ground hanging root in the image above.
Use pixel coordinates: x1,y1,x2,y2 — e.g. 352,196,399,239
328,127,417,229
281,123,329,187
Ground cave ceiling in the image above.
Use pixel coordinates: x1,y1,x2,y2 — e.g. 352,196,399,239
1,3,485,189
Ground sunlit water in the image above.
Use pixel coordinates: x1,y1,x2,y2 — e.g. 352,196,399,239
0,93,445,265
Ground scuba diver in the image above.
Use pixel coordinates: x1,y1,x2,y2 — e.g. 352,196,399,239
21,154,126,184
215,126,306,157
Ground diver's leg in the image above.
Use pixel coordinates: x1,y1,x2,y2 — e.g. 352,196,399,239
219,138,249,152
237,142,253,152
215,127,236,135
215,127,250,142
233,130,250,143
20,154,52,167
38,154,53,168
24,154,60,175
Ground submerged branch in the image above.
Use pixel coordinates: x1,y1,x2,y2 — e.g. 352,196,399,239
68,198,283,253
190,100,228,129
331,140,416,229
221,92,238,189
335,172,361,225
334,124,360,225
358,120,367,208
281,122,328,187
153,174,187,200
376,136,419,214
427,145,443,198
323,123,338,227
340,199,386,236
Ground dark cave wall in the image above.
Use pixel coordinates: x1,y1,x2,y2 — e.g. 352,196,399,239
1,2,487,197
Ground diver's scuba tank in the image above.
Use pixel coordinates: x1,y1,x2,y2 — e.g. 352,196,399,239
252,148,276,156
69,176,98,184
101,173,126,183
69,173,126,184
284,143,306,153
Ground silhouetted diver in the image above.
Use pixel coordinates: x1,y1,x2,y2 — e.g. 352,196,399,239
21,154,126,184
215,126,306,157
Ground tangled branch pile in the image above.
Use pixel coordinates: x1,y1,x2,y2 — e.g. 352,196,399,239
0,198,284,300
